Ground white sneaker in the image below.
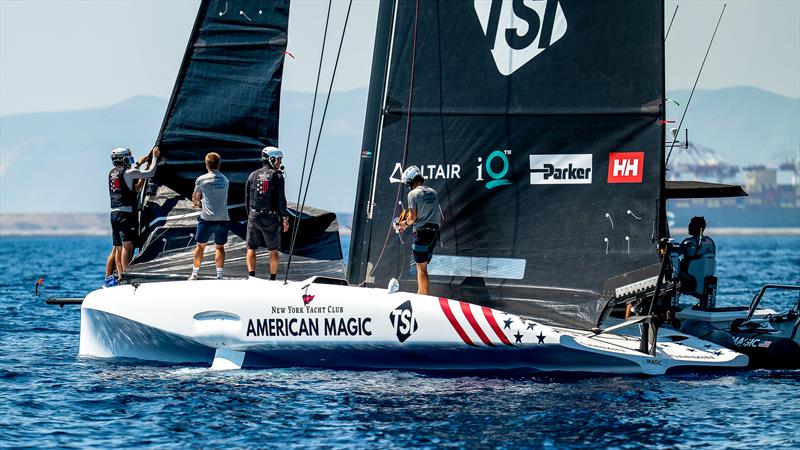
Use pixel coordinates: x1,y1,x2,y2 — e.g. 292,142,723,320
188,274,198,281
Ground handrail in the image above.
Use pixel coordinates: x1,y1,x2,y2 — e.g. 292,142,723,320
747,284,800,319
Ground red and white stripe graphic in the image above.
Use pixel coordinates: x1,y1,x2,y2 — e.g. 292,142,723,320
438,297,514,347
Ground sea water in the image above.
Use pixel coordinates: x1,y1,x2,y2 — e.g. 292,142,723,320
0,236,798,449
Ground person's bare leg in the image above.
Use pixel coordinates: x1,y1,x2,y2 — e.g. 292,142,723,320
215,245,225,269
416,261,429,295
246,249,257,273
269,250,279,278
113,246,122,278
121,241,134,274
105,249,116,277
193,243,207,268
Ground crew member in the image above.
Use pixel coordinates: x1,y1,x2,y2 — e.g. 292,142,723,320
189,152,230,280
106,146,159,285
676,216,717,308
397,166,440,295
245,146,289,280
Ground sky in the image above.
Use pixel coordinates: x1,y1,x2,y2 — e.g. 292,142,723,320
1,0,798,116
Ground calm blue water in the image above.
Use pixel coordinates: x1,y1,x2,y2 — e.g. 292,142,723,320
1,236,799,449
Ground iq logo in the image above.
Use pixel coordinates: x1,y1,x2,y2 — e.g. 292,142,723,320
607,152,644,183
389,300,418,343
474,0,568,76
476,150,512,189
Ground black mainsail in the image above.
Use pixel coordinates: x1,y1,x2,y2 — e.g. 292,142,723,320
349,0,666,328
130,0,344,280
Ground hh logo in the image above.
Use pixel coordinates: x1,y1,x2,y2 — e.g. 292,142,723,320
607,152,644,183
474,0,568,76
389,300,418,343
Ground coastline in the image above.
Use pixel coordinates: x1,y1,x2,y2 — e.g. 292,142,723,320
0,213,796,237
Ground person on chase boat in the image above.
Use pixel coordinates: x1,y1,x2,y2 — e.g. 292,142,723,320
245,146,289,280
105,146,160,287
397,165,440,295
676,216,717,308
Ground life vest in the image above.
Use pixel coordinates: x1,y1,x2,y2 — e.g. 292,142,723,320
250,167,276,211
109,165,136,209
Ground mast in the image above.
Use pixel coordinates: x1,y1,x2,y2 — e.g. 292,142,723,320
347,0,397,284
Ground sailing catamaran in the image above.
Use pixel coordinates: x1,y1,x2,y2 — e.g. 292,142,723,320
70,0,752,374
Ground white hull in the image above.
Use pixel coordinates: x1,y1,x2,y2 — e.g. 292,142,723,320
79,278,747,375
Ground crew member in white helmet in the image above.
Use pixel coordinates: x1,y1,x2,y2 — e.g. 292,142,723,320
397,166,440,295
244,146,289,280
105,146,160,287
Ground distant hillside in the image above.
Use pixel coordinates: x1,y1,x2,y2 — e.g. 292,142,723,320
1,86,797,214
666,86,799,166
0,89,369,214
0,213,108,236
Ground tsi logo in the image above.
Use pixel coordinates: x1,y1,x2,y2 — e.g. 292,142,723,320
475,149,512,189
389,300,418,343
474,0,568,76
607,152,644,183
530,154,592,185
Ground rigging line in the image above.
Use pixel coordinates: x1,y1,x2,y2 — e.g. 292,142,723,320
664,4,679,41
665,3,725,169
367,0,421,282
283,0,333,282
284,0,353,282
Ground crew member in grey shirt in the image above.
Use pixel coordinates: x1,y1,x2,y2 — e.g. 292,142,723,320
105,146,159,286
189,152,230,280
397,165,440,295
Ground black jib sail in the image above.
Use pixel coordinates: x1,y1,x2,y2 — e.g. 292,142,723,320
349,0,665,328
129,0,344,280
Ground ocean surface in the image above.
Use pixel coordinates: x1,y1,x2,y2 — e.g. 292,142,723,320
1,236,798,449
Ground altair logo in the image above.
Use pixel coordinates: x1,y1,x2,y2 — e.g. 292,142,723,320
474,0,568,76
476,150,512,189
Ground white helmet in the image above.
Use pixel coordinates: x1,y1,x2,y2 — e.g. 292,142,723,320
262,146,284,168
402,165,422,186
111,147,133,166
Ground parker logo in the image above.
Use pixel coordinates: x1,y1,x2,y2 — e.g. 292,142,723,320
607,152,644,183
530,154,592,185
389,300,418,343
475,149,512,189
474,0,568,76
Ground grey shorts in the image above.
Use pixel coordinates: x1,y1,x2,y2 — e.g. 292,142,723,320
246,212,281,250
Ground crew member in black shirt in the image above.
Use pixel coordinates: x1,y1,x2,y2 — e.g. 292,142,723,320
245,146,289,280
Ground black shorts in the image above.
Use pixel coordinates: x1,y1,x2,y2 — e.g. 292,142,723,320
412,225,439,264
196,219,229,245
246,212,281,250
110,211,137,246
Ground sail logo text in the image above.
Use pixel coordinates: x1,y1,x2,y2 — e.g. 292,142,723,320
607,152,644,183
389,162,461,184
474,0,568,76
529,154,592,185
475,150,512,189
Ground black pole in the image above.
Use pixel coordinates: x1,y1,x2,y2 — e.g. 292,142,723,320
346,0,397,285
